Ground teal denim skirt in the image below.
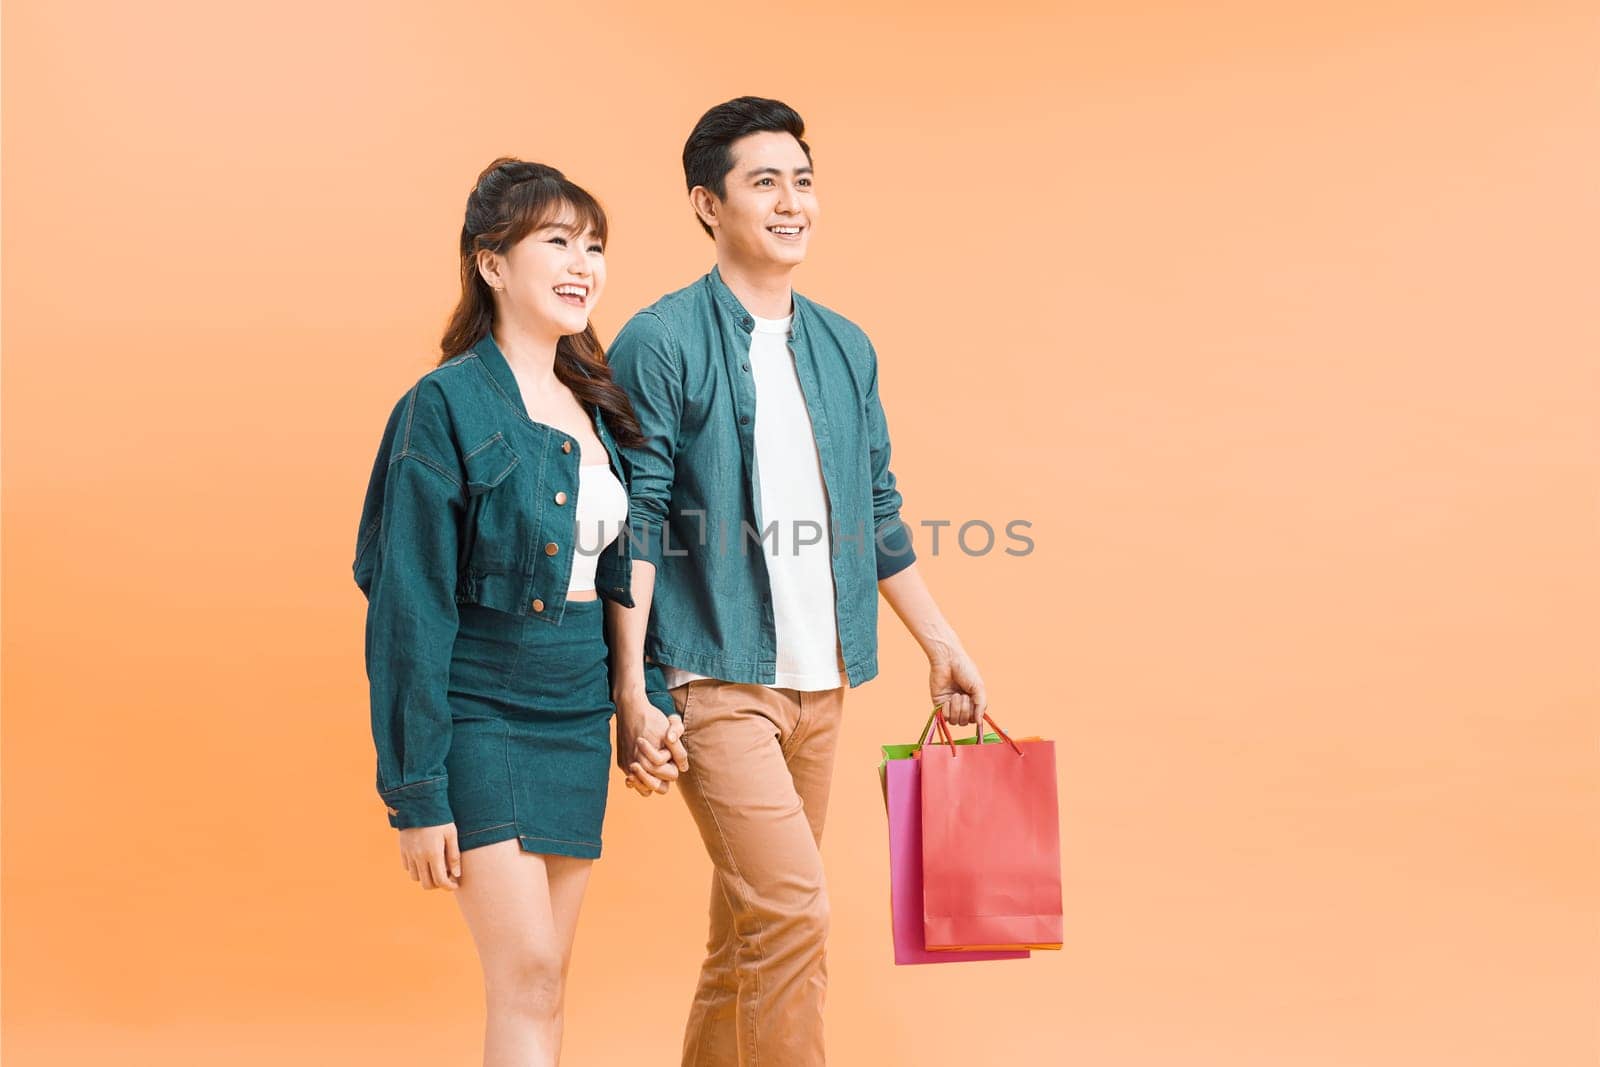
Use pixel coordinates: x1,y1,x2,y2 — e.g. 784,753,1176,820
445,598,614,859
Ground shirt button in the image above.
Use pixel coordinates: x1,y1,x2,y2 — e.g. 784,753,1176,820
530,598,545,612
561,440,573,454
554,491,568,505
545,542,560,556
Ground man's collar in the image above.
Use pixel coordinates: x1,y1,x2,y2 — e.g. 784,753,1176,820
707,263,805,340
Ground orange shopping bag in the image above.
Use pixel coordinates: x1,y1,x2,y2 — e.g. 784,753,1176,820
920,709,1063,951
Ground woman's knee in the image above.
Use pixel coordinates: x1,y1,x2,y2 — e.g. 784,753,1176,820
484,943,567,1019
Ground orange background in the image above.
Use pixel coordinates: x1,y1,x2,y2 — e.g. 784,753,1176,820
3,1,1596,1063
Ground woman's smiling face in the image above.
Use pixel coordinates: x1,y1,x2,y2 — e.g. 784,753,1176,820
481,205,607,337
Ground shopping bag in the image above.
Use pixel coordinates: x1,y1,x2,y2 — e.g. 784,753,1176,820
921,709,1063,951
883,711,1028,965
879,708,1000,807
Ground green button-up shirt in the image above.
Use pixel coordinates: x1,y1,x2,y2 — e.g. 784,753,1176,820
608,265,917,688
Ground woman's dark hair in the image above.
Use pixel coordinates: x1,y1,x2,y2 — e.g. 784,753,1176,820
682,96,811,239
439,157,644,449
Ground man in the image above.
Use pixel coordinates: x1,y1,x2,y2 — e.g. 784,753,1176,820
605,96,987,1066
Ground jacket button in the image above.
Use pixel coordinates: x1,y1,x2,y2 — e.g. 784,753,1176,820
740,415,751,425
530,598,545,612
561,440,573,454
554,491,568,505
741,362,750,372
545,542,560,556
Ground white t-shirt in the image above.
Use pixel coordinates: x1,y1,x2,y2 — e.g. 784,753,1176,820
660,311,843,691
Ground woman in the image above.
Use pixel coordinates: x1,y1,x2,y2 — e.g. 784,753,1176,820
351,158,684,1065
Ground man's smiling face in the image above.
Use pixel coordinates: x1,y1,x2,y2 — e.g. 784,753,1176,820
703,130,818,269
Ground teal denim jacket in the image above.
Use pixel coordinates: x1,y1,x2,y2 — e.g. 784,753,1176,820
352,332,673,829
607,266,917,688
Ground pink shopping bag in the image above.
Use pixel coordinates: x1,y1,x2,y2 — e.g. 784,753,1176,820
886,753,1029,965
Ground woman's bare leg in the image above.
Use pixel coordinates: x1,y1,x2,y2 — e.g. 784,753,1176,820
454,840,594,1066
542,853,595,1062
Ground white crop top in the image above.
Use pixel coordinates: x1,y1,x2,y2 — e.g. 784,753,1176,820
567,463,628,594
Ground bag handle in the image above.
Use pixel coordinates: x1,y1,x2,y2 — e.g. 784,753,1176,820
923,703,962,749
930,706,1024,758
912,705,962,760
977,711,1024,755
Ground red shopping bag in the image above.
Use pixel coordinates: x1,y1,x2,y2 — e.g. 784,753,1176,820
883,713,1029,965
920,710,1063,951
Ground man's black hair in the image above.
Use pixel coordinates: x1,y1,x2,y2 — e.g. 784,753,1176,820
682,96,812,239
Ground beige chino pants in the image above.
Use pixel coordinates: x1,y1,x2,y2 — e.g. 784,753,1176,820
669,675,847,1067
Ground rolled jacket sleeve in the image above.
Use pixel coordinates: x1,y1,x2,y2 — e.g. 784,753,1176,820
863,338,917,580
644,660,679,720
607,312,683,570
353,389,465,829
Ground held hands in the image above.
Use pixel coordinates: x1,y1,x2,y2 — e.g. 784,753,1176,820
929,643,987,727
615,689,689,798
398,823,461,890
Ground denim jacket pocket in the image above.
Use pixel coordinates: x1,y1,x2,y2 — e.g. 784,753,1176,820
461,570,531,615
461,431,530,576
463,432,519,493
